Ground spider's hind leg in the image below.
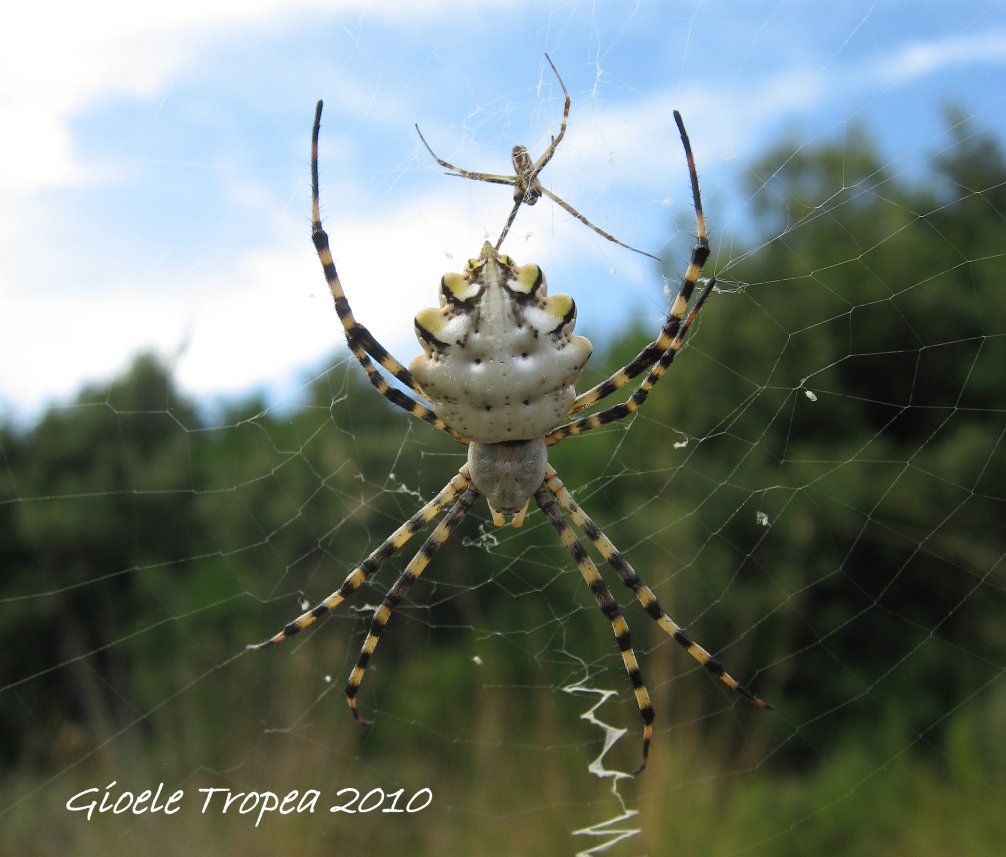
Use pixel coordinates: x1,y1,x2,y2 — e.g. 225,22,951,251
311,101,469,445
564,109,711,418
547,277,715,446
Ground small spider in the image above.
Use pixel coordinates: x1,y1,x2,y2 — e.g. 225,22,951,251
415,54,659,261
249,84,770,774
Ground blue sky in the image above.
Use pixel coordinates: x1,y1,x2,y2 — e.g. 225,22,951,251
2,0,1004,421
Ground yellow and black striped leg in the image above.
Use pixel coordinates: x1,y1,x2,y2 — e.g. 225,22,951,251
567,110,710,415
248,469,473,651
311,101,469,445
534,484,654,775
345,485,480,722
547,276,715,445
543,467,771,710
311,101,421,396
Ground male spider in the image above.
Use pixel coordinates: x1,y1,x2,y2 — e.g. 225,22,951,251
249,94,770,774
415,54,659,261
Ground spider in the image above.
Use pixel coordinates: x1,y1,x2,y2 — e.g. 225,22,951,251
249,91,771,775
415,54,659,261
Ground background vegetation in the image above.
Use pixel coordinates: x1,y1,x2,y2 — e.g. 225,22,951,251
2,118,1004,855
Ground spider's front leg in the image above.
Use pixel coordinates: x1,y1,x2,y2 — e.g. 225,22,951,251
344,485,479,722
535,483,655,773
534,467,771,774
543,468,772,710
248,470,474,651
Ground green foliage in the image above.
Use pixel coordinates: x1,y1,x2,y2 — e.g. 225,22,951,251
0,355,203,767
621,115,1006,765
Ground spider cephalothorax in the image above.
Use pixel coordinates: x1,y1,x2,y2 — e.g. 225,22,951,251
250,72,770,774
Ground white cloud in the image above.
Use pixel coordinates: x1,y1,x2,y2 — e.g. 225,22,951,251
0,0,527,194
568,27,1006,182
877,29,1006,84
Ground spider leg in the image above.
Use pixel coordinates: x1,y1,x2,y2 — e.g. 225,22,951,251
248,469,473,650
495,183,659,262
539,187,661,262
535,483,654,775
313,104,421,393
542,467,771,709
341,335,469,444
417,53,567,195
497,58,657,261
416,121,524,252
414,57,653,260
312,102,469,445
568,110,707,413
345,485,480,722
494,198,524,251
415,124,517,187
526,53,569,176
546,276,715,445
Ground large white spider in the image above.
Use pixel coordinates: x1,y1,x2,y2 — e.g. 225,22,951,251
250,79,770,773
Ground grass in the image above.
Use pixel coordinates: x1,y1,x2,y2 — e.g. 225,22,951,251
4,668,1002,857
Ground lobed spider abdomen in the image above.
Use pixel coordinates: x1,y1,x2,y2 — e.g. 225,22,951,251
410,242,592,445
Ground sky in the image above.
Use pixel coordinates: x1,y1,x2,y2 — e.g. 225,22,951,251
2,0,1004,423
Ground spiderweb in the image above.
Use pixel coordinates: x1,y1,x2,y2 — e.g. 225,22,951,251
2,4,1005,856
